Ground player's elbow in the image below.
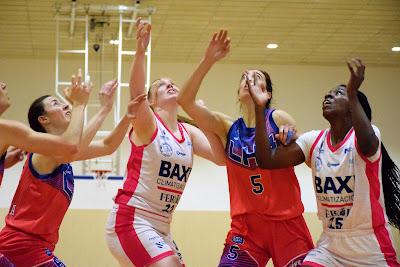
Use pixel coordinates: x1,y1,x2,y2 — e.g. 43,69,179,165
64,143,79,155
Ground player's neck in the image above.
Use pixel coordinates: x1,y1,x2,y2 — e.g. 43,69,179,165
329,119,352,147
241,104,256,128
156,109,179,133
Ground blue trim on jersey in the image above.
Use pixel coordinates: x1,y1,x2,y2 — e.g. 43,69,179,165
0,152,6,162
268,109,279,133
28,153,66,180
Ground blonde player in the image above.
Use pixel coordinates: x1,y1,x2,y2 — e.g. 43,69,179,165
105,20,225,267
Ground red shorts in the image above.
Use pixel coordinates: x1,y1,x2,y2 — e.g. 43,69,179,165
0,226,60,267
218,214,314,267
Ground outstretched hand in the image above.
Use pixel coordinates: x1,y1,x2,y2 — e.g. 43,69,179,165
346,58,365,96
127,94,147,120
246,72,270,108
136,18,151,53
99,79,118,111
4,146,25,168
204,29,231,63
63,68,92,106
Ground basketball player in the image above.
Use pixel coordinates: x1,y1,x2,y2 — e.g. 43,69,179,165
0,75,90,266
250,59,400,266
0,78,89,187
177,30,314,267
0,72,141,266
105,20,225,267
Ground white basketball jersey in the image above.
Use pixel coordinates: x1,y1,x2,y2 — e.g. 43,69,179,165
115,114,193,223
297,126,388,231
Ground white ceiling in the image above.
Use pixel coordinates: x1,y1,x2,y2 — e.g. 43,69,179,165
0,0,399,66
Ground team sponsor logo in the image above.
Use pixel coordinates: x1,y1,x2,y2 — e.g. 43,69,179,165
327,162,340,168
158,160,192,182
160,143,173,157
155,241,166,249
44,248,52,256
315,156,322,171
176,151,186,157
8,204,16,216
53,256,66,267
315,175,354,194
344,147,353,154
231,236,244,244
285,252,307,267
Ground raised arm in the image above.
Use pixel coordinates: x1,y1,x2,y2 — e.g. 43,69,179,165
346,59,378,157
73,94,147,161
0,120,79,156
178,30,232,143
0,69,90,158
183,123,226,166
128,19,156,144
248,73,305,169
77,79,117,149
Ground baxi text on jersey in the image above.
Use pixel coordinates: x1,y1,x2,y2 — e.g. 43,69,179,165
158,160,192,182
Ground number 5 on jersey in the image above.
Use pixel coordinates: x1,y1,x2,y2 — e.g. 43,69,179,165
250,174,264,194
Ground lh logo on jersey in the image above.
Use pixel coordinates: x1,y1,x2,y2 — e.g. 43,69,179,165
315,175,354,194
160,143,173,157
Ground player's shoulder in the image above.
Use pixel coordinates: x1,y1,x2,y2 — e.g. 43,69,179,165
271,109,296,127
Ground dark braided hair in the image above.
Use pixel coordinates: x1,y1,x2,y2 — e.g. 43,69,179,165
356,90,400,229
28,95,50,133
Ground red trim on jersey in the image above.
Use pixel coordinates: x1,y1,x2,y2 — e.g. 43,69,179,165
154,113,185,143
327,128,354,153
180,122,189,135
355,136,381,164
115,207,152,266
147,251,176,266
157,186,183,195
309,130,325,160
128,125,158,148
365,154,399,266
121,143,145,198
321,203,353,208
302,261,325,267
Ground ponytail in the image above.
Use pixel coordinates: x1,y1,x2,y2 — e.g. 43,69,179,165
381,144,400,229
356,90,400,229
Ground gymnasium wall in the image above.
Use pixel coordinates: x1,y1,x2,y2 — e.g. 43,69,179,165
0,57,399,266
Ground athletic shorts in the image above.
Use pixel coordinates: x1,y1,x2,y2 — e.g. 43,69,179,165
218,214,314,267
0,226,66,267
303,227,400,267
105,204,184,267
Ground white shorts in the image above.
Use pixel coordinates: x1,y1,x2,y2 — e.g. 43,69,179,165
303,227,399,267
105,204,184,267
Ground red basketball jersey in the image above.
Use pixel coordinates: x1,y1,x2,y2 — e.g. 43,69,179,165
225,109,304,219
0,152,5,187
0,153,74,246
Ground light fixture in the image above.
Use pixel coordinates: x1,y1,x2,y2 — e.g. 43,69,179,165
392,46,400,52
118,5,128,11
266,43,278,49
109,40,119,45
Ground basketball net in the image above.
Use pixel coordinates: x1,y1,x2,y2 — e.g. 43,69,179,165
93,170,111,188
